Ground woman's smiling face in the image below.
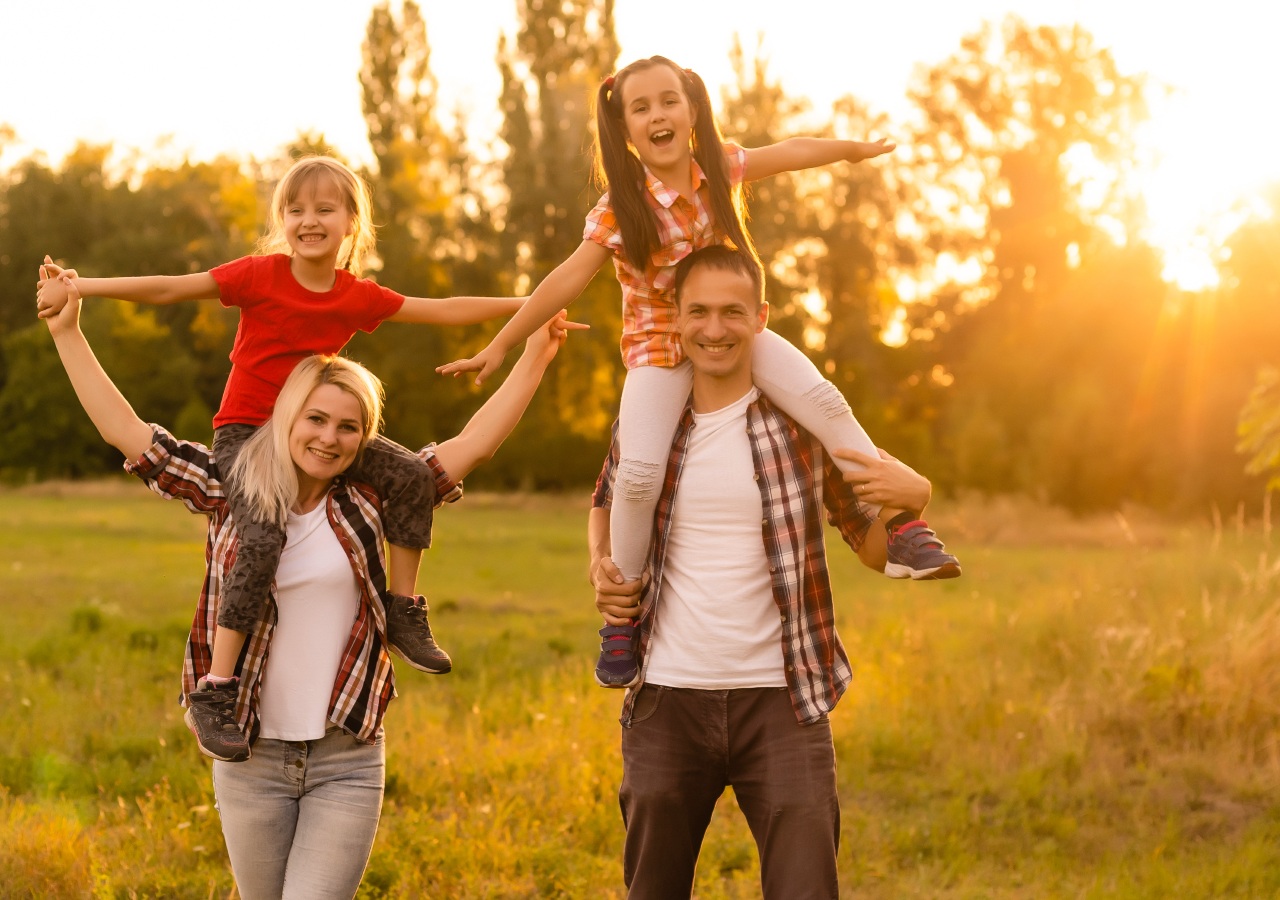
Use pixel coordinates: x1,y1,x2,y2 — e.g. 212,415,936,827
288,383,365,487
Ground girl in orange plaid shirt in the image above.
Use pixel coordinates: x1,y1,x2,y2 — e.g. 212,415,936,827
438,56,961,686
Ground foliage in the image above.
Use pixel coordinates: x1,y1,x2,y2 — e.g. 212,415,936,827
1238,368,1280,491
1,7,1277,510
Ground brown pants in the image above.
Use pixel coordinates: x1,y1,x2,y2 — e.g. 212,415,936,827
619,685,840,899
213,425,437,632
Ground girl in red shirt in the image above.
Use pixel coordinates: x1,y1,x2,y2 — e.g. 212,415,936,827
38,155,533,760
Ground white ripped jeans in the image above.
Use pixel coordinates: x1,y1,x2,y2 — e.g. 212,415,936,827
610,328,878,580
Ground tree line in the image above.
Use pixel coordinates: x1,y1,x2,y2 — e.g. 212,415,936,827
1,1,1276,511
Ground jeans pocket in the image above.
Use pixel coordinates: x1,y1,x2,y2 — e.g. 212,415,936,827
629,684,665,725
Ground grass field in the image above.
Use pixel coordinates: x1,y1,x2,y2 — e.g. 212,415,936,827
2,482,1279,898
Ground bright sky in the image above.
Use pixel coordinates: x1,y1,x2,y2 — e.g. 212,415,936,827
3,0,1276,288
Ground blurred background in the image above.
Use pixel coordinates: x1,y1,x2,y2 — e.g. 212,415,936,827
3,0,1277,514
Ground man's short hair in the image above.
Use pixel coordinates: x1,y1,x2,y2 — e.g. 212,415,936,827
673,245,765,309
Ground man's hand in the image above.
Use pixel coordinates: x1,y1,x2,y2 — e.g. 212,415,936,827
592,555,645,627
835,447,930,514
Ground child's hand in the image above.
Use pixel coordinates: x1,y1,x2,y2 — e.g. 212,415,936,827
847,138,896,163
37,262,82,337
526,310,588,364
436,343,509,386
36,255,79,319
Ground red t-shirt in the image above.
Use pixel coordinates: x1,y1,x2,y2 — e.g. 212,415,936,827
210,255,405,427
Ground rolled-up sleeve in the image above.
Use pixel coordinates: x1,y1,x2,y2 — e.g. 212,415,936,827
123,426,225,515
417,443,464,507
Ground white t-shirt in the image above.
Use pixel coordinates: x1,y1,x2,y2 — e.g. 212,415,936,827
257,501,360,740
644,388,788,689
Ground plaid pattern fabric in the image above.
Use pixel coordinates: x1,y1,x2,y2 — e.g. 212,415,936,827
126,426,462,744
583,143,748,369
593,396,876,725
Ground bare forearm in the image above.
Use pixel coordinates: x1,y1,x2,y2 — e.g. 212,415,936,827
431,342,553,481
51,328,153,459
393,295,526,325
72,274,218,305
588,506,611,574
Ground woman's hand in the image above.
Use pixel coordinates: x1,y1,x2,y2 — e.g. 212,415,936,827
36,255,80,321
38,262,82,336
525,310,588,365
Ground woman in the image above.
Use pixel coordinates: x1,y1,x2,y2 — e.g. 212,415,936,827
39,270,575,899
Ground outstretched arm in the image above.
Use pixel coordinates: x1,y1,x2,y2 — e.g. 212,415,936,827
38,255,218,318
388,294,527,325
743,137,895,183
430,311,587,483
435,239,610,385
38,267,153,460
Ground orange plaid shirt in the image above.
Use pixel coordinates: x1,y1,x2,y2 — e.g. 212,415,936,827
583,142,748,369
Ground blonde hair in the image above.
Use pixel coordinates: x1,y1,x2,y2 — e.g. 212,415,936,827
229,355,385,527
255,156,377,274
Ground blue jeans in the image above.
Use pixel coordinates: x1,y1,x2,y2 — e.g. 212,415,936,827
212,727,385,900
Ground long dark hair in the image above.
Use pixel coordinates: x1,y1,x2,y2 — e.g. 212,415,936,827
593,56,759,272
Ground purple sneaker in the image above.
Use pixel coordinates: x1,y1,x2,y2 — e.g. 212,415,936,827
594,624,640,688
885,519,961,580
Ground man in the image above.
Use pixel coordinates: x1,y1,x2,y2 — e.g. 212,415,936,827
589,245,946,898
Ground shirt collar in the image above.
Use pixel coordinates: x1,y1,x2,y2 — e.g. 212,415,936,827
643,155,708,209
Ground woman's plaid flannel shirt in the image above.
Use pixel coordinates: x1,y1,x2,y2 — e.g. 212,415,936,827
125,426,461,744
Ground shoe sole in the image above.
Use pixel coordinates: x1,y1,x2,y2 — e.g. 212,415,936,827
885,562,962,580
594,671,640,689
184,708,251,762
390,645,452,675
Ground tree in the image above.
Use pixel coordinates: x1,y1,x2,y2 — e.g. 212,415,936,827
908,17,1157,506
481,0,621,485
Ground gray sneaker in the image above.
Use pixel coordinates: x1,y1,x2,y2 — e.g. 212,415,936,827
386,593,452,674
185,676,250,762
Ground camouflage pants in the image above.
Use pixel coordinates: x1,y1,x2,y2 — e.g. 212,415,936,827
212,424,437,632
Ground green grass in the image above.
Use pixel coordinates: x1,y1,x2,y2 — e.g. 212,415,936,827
2,483,1280,897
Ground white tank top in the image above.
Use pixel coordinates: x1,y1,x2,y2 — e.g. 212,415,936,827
257,500,360,740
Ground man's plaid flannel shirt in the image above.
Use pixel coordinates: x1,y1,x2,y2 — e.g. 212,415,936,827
593,394,877,725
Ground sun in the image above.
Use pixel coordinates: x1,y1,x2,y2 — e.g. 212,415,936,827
1128,79,1277,292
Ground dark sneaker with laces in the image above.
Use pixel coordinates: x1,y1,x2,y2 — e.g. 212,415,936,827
185,676,250,762
386,593,452,674
594,624,640,688
885,519,962,580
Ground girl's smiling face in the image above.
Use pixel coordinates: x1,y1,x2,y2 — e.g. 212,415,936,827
281,177,354,267
620,64,695,178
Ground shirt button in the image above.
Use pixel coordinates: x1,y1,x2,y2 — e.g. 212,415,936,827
761,519,768,526
753,473,760,481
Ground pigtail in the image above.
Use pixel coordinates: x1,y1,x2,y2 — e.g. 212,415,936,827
683,68,759,266
594,76,658,272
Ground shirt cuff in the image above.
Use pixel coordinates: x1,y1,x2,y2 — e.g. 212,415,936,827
418,443,463,506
